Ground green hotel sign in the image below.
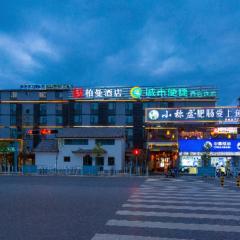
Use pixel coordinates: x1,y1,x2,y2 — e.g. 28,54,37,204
70,86,217,100
145,87,216,98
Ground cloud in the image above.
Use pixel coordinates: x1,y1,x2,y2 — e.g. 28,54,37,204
0,32,60,75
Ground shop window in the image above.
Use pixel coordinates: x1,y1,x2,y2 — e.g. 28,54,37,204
126,116,133,124
64,156,71,162
83,155,92,166
96,157,104,166
108,157,115,166
64,139,88,145
95,139,115,145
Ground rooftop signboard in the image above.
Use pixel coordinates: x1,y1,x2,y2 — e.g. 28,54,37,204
20,84,73,90
70,86,217,100
145,106,240,123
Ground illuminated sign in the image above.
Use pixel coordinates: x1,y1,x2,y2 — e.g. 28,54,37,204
20,84,73,90
130,87,142,99
145,107,240,123
179,139,240,153
70,86,217,100
212,127,238,134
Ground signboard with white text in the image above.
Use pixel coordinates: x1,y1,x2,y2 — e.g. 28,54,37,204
145,107,240,123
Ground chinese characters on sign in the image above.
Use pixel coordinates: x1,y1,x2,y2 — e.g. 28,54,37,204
20,84,73,90
146,107,240,123
70,86,217,100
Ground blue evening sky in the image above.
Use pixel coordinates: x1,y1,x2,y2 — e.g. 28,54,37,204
0,0,239,105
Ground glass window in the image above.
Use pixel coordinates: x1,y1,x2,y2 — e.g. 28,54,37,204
108,116,116,125
108,102,116,111
74,103,82,114
39,92,47,99
74,115,82,124
40,116,47,125
125,103,133,114
56,104,63,114
96,157,104,166
108,157,115,166
10,117,16,125
83,155,92,166
95,139,115,145
10,129,17,138
10,92,17,99
126,116,133,124
90,115,98,125
64,156,71,162
39,104,47,115
56,116,63,125
64,139,88,145
55,91,63,99
10,104,17,114
90,103,98,111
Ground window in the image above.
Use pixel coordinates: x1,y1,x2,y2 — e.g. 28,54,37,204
96,157,104,166
90,103,98,114
74,115,82,124
90,115,98,125
108,102,116,111
108,157,115,166
83,155,92,166
56,104,63,114
40,116,47,125
64,156,71,162
25,109,30,114
55,91,63,99
95,139,115,145
125,103,133,114
10,104,17,114
64,139,88,145
39,104,47,115
39,92,47,99
56,116,63,125
125,128,133,140
10,129,17,138
10,116,16,125
108,116,116,125
10,92,17,99
74,103,82,114
126,116,133,124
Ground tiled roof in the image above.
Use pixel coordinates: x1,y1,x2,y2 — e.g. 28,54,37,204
34,139,58,152
57,127,125,138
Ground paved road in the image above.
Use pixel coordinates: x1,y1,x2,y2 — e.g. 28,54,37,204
0,176,144,240
92,177,240,240
1,176,240,240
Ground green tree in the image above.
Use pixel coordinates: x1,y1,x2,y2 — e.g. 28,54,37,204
0,142,11,170
92,143,105,157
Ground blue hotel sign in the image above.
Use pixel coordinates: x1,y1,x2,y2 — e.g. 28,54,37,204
146,107,240,123
179,139,240,153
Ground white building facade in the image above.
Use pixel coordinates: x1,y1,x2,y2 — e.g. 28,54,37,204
35,128,125,171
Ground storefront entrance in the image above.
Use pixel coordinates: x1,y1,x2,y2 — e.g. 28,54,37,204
149,151,178,173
